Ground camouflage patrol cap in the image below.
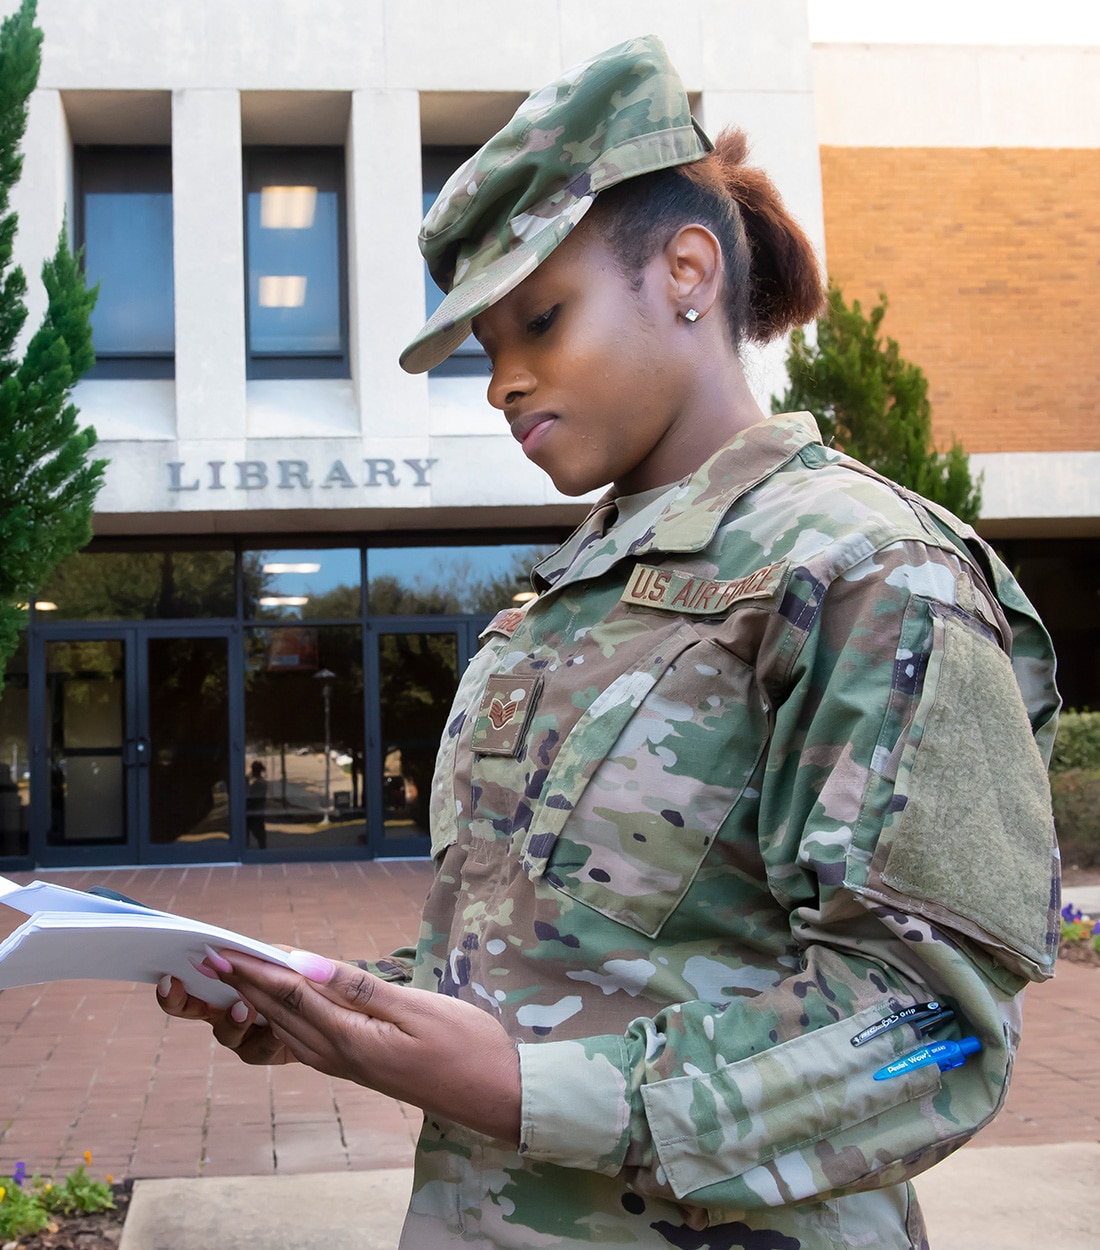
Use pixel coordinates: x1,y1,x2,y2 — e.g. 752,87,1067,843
399,35,711,374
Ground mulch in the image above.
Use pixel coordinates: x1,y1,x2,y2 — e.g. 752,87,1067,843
1059,941,1100,969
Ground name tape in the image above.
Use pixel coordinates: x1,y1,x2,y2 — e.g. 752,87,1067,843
620,561,787,615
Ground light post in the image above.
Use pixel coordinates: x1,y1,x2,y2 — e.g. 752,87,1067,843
314,668,335,824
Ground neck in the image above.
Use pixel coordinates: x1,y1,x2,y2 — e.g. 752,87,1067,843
614,352,765,495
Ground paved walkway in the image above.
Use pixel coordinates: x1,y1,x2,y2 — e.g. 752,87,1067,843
0,865,1096,1246
0,862,432,1180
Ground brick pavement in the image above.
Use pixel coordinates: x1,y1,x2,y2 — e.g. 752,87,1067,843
0,862,1096,1184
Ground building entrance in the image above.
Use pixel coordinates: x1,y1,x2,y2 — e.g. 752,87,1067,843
34,625,239,867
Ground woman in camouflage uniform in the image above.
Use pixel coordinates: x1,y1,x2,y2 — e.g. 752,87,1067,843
162,36,1060,1250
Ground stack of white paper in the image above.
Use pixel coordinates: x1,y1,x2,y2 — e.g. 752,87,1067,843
0,876,292,1009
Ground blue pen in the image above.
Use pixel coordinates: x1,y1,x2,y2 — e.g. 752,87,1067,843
872,1036,982,1081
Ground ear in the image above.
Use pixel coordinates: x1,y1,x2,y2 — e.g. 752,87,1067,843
662,223,723,323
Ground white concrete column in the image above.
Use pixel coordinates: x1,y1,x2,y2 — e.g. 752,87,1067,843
11,89,71,359
347,88,430,437
171,88,246,442
698,1,825,410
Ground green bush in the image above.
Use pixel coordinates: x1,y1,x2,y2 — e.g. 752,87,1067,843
1050,710,1100,773
0,1161,114,1239
0,1179,50,1239
1051,768,1100,870
36,1163,113,1216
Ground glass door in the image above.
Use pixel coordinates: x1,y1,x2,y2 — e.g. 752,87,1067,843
142,631,235,861
36,626,238,865
42,635,135,862
365,618,485,858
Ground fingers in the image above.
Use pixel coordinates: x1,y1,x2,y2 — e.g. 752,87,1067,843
286,950,389,1014
207,950,398,1076
154,971,292,1066
155,974,221,1022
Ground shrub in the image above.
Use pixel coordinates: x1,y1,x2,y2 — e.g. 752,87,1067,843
1049,710,1100,774
1051,767,1100,870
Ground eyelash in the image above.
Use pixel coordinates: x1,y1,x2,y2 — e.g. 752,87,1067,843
483,306,559,373
527,306,558,336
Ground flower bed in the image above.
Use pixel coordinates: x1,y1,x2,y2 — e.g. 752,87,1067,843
1060,903,1100,968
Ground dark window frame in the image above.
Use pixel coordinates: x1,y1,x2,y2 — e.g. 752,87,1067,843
243,146,350,381
74,145,175,380
421,145,488,377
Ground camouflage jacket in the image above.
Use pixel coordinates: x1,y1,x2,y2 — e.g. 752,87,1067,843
391,413,1060,1249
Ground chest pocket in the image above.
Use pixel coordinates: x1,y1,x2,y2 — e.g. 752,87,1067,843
428,640,506,861
519,625,769,937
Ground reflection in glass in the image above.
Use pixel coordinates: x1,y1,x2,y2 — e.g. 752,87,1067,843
368,544,551,615
40,550,235,620
244,626,364,851
80,147,174,358
46,640,127,845
244,548,360,621
148,637,230,845
422,146,482,362
0,637,29,855
247,149,344,356
379,632,458,841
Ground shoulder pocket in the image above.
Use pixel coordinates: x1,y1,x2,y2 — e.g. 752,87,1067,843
521,627,769,937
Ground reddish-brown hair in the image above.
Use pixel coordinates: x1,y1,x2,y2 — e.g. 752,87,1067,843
590,128,824,345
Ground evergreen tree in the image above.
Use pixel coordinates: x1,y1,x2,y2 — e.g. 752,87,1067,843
0,0,105,692
774,283,982,523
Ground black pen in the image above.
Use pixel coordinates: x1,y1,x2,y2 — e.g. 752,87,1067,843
851,1001,955,1047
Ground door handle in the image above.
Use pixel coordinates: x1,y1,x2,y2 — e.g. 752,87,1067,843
123,738,152,767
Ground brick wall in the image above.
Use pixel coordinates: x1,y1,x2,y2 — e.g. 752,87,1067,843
818,147,1100,453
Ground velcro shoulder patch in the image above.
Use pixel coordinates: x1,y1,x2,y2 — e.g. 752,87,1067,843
620,561,787,615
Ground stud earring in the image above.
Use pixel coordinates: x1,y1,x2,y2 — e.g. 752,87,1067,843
682,308,700,323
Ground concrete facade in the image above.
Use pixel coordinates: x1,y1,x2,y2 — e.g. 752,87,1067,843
8,2,1094,536
7,0,826,538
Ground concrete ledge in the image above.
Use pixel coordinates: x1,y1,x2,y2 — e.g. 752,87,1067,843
117,1145,1100,1250
119,1168,413,1250
915,1142,1100,1250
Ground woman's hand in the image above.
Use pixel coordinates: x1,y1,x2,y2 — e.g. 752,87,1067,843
199,948,522,1146
155,962,297,1067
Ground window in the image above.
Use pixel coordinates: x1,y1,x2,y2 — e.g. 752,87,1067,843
244,547,362,620
76,146,174,379
244,148,348,378
367,541,551,614
421,146,486,374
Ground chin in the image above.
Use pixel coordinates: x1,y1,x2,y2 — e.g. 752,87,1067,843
547,469,611,498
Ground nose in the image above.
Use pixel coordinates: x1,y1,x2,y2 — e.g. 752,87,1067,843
486,353,535,412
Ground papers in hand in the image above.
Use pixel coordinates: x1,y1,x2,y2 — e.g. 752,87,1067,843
0,875,294,1010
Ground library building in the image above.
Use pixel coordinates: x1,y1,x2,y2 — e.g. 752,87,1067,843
2,2,1097,868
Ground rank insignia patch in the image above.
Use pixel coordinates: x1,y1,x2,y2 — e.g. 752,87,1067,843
470,674,542,757
620,560,788,615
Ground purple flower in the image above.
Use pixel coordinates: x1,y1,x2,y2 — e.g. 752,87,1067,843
1092,921,1100,936
12,1162,25,1187
1062,903,1077,922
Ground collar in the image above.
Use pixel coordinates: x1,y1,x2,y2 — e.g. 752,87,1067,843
532,412,821,592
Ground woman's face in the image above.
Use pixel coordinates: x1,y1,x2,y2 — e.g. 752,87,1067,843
472,223,705,498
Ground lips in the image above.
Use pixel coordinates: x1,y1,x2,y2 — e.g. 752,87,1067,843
509,411,557,451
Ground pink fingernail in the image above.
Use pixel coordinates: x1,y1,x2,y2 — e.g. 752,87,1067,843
203,945,233,974
188,956,220,981
285,949,334,982
157,974,173,997
230,1000,249,1024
